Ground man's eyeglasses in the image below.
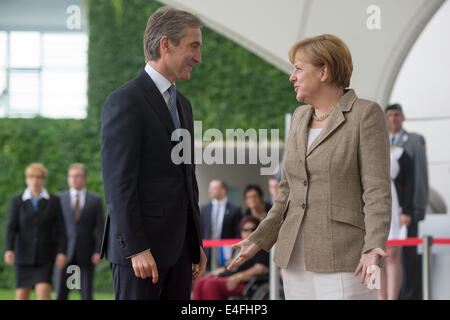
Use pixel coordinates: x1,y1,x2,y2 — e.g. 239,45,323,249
242,228,256,232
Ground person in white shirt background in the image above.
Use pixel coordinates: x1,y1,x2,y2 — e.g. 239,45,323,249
200,179,242,270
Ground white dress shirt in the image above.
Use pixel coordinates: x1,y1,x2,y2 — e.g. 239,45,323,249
70,187,87,211
389,129,404,145
144,63,180,123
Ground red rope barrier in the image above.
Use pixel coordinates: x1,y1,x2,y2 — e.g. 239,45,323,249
202,238,450,248
387,238,423,246
202,239,241,248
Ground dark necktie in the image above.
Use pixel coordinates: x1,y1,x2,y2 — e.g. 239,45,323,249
74,193,81,221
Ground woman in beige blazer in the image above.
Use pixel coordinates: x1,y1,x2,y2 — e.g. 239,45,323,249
228,34,392,299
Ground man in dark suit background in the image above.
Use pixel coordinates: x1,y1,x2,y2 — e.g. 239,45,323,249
55,163,104,300
200,179,242,269
100,6,207,300
386,103,429,300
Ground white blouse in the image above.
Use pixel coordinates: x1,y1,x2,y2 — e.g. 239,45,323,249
307,127,323,149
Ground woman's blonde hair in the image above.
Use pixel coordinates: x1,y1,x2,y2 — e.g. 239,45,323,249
24,163,48,179
288,34,353,89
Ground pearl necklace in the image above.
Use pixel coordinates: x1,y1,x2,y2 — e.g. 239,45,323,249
312,111,331,121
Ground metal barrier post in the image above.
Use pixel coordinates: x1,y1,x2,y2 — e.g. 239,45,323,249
211,246,219,271
422,235,433,300
269,247,280,300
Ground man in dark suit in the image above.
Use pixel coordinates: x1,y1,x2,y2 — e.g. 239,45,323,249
100,6,207,300
55,163,104,300
200,179,242,268
386,103,429,300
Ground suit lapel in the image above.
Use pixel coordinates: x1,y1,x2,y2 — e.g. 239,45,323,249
222,202,231,231
137,69,178,143
204,203,212,239
79,192,90,222
35,198,49,227
306,89,357,157
306,107,346,157
176,92,189,130
295,106,313,161
62,191,74,224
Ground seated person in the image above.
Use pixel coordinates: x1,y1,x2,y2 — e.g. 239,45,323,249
193,216,269,300
243,185,270,221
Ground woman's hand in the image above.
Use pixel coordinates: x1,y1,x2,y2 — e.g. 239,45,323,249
4,250,14,266
55,253,67,270
227,239,261,271
354,248,389,286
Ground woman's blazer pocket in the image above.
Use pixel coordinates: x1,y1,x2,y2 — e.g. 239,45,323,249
329,204,365,230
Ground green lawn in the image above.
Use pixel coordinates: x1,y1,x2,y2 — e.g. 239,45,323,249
0,289,115,300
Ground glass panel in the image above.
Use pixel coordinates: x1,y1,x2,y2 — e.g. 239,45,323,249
0,69,6,104
0,31,7,67
0,32,7,116
3,32,88,119
9,71,39,116
9,32,40,68
0,69,6,116
41,33,88,118
41,70,87,118
42,33,87,69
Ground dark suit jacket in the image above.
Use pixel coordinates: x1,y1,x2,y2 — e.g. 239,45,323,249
200,201,242,240
58,190,104,265
393,150,415,218
100,68,202,269
394,130,429,222
5,194,67,265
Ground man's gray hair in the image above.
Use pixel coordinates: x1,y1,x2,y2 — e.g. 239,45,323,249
68,163,88,177
144,6,204,61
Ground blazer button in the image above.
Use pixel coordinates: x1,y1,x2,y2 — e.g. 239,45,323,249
303,180,307,186
301,203,306,209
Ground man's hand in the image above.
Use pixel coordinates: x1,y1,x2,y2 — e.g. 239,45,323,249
192,246,207,280
55,253,67,270
91,253,102,265
400,214,411,227
131,250,158,283
354,248,389,286
227,239,261,271
4,250,14,266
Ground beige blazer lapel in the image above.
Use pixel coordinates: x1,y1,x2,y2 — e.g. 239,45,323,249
295,105,313,161
306,89,357,157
